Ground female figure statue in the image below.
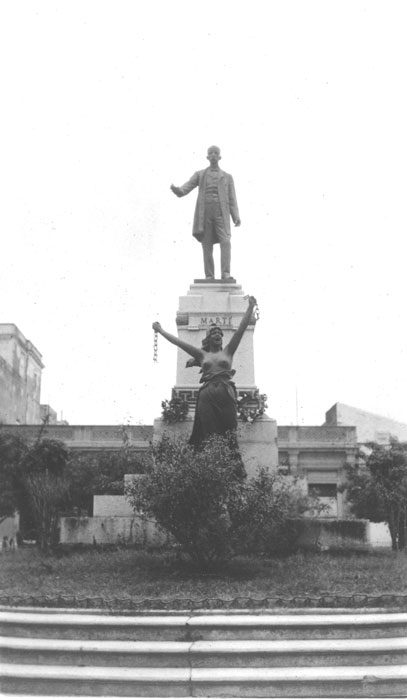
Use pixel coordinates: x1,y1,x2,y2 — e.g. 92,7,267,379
152,296,257,447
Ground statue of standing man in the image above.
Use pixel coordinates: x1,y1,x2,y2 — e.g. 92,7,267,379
171,146,241,282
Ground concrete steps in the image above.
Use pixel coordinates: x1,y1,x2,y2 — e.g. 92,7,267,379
1,635,406,667
1,608,407,696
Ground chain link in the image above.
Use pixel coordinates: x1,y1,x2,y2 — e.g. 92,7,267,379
153,330,158,362
244,296,260,321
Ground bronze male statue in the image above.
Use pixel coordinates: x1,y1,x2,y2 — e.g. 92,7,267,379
171,146,241,281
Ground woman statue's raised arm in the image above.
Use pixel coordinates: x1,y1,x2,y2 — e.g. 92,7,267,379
152,322,203,363
225,296,257,356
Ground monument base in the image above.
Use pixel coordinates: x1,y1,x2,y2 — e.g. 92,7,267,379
193,277,237,284
153,415,278,479
237,416,278,478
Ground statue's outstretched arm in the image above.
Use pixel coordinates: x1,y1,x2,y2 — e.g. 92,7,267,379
225,296,257,356
170,171,200,197
152,322,203,362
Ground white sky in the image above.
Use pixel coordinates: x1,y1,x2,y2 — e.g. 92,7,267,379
1,0,407,427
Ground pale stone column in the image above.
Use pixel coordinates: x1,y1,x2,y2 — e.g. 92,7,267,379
173,281,257,405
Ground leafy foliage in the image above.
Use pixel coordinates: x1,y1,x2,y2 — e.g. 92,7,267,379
126,434,243,567
64,442,147,515
0,425,147,546
125,434,312,568
231,470,311,556
23,471,70,550
0,430,70,548
0,432,27,523
344,439,407,550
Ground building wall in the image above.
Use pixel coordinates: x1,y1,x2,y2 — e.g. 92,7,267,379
324,402,407,443
277,425,357,517
40,404,58,424
0,324,44,424
0,423,154,451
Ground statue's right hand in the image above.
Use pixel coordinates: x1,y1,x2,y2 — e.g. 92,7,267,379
170,184,182,197
152,322,162,333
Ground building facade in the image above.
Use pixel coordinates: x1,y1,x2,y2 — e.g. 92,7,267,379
325,402,407,443
0,324,44,424
1,422,356,518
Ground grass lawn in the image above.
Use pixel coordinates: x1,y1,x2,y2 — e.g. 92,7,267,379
1,546,407,607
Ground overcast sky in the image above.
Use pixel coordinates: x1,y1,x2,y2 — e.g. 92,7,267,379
1,1,407,427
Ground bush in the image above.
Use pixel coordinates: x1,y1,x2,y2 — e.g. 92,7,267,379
231,470,311,556
126,434,244,567
125,434,312,568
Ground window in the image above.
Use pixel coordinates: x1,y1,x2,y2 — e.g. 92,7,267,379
308,483,337,498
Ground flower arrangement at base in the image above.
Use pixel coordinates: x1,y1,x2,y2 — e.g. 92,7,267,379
237,390,268,423
161,397,189,424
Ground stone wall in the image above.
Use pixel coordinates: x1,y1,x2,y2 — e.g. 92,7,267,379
59,516,170,547
93,495,134,517
294,518,371,552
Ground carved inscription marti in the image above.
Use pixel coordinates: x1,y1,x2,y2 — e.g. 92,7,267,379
199,315,233,327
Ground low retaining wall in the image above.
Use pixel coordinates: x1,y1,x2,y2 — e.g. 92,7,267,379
59,516,171,548
294,518,371,552
59,515,373,553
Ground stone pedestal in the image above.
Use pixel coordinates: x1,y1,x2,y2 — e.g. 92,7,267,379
172,280,257,409
153,278,278,476
237,417,278,478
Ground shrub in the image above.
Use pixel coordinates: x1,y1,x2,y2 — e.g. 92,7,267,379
231,470,311,556
126,433,245,567
125,434,313,567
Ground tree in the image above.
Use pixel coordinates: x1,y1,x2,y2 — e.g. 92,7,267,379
0,430,70,549
0,432,27,524
20,438,70,550
344,439,407,551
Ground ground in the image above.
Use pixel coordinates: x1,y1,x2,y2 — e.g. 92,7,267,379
1,546,407,607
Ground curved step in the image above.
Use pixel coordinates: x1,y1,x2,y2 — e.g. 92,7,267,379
188,612,407,640
0,612,190,641
2,610,407,640
1,662,407,697
1,635,406,667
